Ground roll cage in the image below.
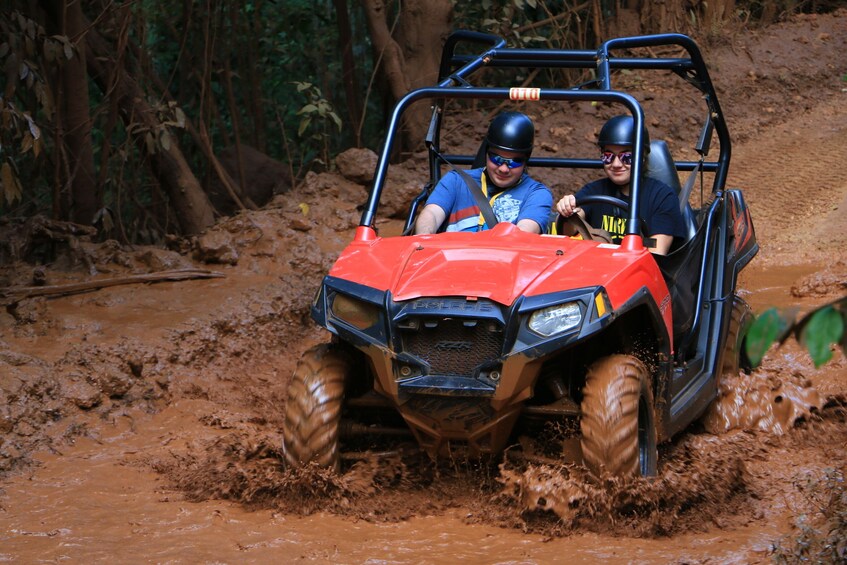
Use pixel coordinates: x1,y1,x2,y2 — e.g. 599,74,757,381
357,31,730,242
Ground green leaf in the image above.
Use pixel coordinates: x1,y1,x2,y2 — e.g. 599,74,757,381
297,117,311,137
1,162,22,204
26,115,40,139
159,130,171,151
63,38,74,60
175,107,186,128
799,306,844,368
21,132,33,153
297,104,317,115
745,307,788,368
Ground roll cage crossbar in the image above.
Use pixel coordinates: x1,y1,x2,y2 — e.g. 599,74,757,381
360,31,731,239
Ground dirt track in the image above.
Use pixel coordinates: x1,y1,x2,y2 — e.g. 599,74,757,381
1,12,846,563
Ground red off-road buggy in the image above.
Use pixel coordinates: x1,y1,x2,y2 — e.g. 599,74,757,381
282,31,758,477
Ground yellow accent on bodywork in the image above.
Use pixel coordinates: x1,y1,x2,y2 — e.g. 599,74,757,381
595,293,607,318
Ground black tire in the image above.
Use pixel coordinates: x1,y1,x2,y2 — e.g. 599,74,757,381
580,354,658,477
721,295,754,377
282,344,349,471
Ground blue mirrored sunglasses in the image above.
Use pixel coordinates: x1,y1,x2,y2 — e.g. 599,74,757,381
601,150,633,166
487,152,526,169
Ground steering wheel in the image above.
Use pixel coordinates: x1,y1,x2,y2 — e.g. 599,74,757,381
555,194,629,241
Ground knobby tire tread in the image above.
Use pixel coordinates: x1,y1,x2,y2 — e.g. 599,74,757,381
580,354,654,477
282,344,348,470
721,295,753,377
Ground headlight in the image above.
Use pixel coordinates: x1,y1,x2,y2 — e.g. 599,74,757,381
528,302,582,337
330,293,380,330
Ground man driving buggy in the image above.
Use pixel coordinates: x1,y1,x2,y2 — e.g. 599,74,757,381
556,115,686,255
414,111,552,234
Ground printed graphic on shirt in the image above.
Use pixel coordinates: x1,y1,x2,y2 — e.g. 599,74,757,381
601,215,627,241
492,194,522,223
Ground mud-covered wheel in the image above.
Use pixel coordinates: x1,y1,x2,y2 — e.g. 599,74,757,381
580,354,658,477
282,344,350,471
721,295,754,376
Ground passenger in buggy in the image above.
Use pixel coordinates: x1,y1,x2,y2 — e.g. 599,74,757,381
414,111,552,235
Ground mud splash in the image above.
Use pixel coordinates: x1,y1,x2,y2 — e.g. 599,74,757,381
155,393,793,540
156,430,425,518
151,412,513,525
496,434,750,537
703,368,824,435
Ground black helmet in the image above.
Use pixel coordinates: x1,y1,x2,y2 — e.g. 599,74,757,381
486,111,534,156
597,115,650,152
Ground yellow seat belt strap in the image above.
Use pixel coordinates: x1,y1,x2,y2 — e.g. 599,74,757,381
477,175,502,230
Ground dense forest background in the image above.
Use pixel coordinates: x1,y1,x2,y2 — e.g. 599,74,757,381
0,0,840,242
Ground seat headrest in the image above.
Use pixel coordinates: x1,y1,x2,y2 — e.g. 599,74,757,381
472,139,490,168
647,140,682,194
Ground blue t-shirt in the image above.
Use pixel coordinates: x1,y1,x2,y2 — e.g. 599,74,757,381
425,169,552,232
576,177,687,244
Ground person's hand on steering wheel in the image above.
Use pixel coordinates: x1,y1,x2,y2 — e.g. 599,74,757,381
556,194,581,218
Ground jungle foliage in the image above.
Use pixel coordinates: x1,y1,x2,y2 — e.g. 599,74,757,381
0,0,839,240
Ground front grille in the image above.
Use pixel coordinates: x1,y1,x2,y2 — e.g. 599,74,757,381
400,318,502,376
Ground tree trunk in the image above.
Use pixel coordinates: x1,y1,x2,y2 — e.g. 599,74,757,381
635,1,689,34
395,0,452,91
334,0,362,147
84,27,216,235
704,0,737,27
243,3,267,153
360,0,452,154
41,0,99,225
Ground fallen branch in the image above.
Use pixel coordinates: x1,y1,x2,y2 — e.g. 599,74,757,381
1,269,225,305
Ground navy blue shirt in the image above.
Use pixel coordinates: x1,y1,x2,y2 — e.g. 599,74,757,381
576,177,687,245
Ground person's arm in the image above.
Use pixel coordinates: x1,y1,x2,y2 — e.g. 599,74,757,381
515,183,553,234
555,187,589,236
556,193,584,218
516,218,542,233
414,204,447,234
642,179,685,255
414,172,460,234
645,233,674,255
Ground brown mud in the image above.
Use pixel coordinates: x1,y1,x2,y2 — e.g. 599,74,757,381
2,11,847,563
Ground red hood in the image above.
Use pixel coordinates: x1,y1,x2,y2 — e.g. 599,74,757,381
328,223,668,310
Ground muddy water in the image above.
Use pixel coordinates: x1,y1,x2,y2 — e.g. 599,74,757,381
0,404,778,564
1,262,841,563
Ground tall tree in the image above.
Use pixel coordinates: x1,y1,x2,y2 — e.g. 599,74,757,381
360,0,452,152
334,0,362,147
41,0,99,225
84,23,216,234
